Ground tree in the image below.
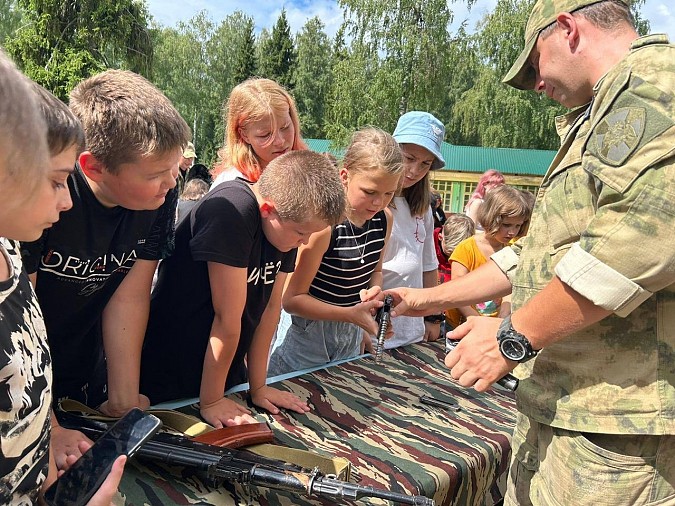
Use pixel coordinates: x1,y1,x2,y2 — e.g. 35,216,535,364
450,0,563,149
152,11,220,164
232,16,256,86
327,0,462,139
451,0,652,149
294,17,332,138
5,0,153,100
0,0,22,44
258,9,296,90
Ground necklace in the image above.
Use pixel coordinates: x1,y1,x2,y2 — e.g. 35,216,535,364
348,219,370,264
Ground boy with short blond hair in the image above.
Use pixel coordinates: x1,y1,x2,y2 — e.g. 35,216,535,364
141,150,345,427
22,70,190,428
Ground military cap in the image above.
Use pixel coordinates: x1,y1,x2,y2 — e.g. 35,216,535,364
503,0,630,90
183,141,196,158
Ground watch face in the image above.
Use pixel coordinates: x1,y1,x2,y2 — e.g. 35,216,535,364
500,338,527,361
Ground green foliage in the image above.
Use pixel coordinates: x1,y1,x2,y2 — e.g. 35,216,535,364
232,16,256,85
152,11,220,166
0,0,22,44
257,9,296,90
294,17,332,138
328,0,496,144
450,0,564,149
7,0,657,158
5,0,152,100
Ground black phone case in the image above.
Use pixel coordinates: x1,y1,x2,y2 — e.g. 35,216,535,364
43,408,162,506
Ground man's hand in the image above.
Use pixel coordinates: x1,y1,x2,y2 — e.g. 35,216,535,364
443,316,515,392
50,425,93,472
98,394,150,418
200,397,257,428
250,385,310,415
385,287,433,318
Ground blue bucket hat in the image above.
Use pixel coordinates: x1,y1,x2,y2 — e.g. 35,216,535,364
393,111,446,170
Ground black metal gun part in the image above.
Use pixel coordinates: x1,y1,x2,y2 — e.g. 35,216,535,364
375,294,394,363
57,412,435,506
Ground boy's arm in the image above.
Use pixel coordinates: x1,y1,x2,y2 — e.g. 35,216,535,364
248,273,310,414
99,259,156,416
282,227,380,335
199,261,256,427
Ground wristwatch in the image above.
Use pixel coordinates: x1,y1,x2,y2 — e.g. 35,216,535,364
496,315,538,363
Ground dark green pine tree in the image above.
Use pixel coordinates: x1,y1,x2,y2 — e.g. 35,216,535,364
232,17,257,85
258,9,296,90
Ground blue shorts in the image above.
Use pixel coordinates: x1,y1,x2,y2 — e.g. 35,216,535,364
268,311,363,377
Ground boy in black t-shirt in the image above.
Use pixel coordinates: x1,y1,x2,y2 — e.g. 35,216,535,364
141,151,345,428
21,70,190,462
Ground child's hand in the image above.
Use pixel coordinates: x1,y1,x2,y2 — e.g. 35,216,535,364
423,321,441,342
351,300,381,334
83,453,127,506
200,397,257,428
99,394,150,418
250,385,310,415
50,425,93,472
361,332,375,354
359,286,382,302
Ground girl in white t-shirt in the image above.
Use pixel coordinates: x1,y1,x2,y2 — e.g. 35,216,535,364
381,111,446,349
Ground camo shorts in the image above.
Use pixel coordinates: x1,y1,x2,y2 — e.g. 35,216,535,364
505,412,675,506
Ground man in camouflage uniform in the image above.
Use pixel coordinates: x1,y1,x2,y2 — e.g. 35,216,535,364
387,0,675,503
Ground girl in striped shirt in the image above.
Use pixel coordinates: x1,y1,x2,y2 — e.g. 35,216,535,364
268,127,403,376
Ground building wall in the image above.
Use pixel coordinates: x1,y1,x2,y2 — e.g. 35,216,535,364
430,171,542,213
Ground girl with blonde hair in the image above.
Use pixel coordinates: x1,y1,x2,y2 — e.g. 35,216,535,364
268,127,404,375
451,185,531,318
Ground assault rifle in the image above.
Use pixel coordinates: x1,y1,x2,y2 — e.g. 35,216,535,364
57,413,435,505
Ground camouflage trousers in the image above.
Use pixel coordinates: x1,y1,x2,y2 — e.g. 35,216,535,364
505,412,675,506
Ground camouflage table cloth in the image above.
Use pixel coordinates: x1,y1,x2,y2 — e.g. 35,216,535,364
116,341,517,505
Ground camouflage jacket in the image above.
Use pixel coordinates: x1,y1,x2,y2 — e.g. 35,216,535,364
492,34,675,434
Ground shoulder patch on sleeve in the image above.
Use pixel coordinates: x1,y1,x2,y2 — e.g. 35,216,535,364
594,107,645,166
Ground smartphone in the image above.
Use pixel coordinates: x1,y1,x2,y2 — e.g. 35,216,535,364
43,408,162,506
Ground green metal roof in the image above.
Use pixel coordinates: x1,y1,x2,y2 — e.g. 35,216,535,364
305,138,555,177
439,144,555,176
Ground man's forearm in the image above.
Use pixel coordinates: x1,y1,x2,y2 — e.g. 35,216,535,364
421,260,512,314
511,276,612,350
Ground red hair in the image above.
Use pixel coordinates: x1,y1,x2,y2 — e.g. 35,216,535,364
465,169,505,212
212,78,306,182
